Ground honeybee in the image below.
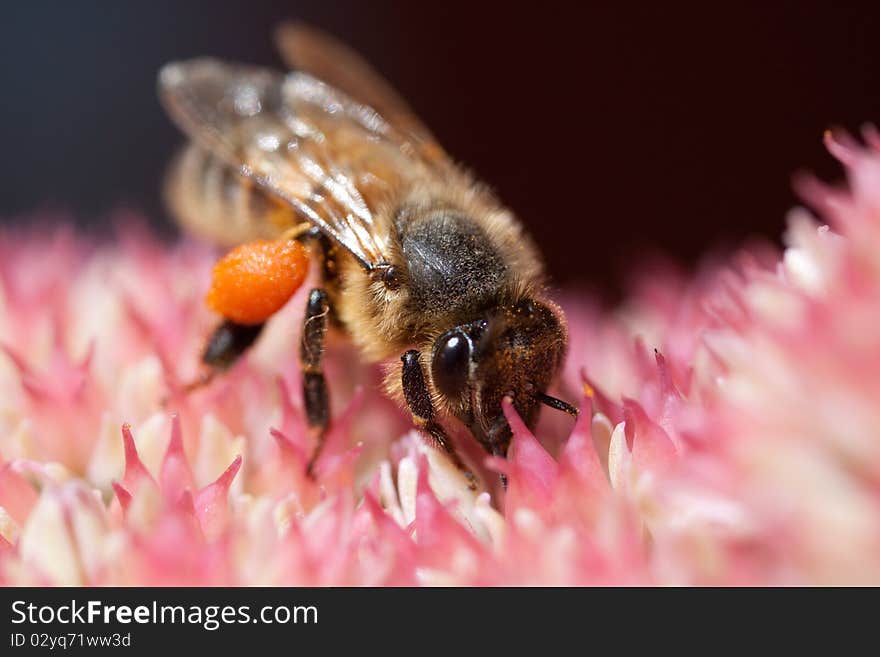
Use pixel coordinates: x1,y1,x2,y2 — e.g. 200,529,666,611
159,24,577,487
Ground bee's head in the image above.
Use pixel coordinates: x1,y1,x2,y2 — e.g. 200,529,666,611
430,298,572,456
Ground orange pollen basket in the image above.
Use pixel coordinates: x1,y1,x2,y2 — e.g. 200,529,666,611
205,239,309,325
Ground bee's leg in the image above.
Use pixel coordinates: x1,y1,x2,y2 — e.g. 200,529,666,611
400,350,478,490
301,288,331,478
202,319,265,370
185,227,322,393
175,319,265,394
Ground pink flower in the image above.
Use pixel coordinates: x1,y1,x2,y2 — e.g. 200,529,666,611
3,129,880,585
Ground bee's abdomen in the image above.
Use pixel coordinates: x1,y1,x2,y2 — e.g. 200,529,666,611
164,144,296,246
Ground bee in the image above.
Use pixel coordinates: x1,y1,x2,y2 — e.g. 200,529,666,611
159,24,577,488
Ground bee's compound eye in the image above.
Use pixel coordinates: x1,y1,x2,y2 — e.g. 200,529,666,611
431,331,471,400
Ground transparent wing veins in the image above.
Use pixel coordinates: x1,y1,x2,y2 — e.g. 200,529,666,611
159,59,416,270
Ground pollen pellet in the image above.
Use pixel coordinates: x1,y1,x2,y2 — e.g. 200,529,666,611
206,239,309,325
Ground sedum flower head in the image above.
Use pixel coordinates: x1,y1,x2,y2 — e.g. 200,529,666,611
3,131,880,585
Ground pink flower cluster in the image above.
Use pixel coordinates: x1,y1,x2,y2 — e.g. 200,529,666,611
2,131,880,585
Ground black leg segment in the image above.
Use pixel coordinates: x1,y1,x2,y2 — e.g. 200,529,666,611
202,319,264,370
400,350,477,489
301,288,331,476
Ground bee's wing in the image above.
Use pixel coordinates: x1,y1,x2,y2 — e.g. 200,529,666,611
159,58,439,269
274,22,449,167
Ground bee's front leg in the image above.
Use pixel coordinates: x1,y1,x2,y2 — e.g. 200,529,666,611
301,288,331,478
400,350,478,490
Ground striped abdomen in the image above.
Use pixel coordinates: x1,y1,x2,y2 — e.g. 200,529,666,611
164,144,297,246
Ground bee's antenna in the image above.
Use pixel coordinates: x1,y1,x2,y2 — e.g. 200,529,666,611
535,392,579,418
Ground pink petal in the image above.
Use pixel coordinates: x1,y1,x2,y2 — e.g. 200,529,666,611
502,397,558,504
111,482,132,513
275,376,309,454
194,455,242,540
270,428,308,467
0,463,39,525
415,458,485,563
654,350,683,401
159,414,194,503
362,492,417,567
622,399,677,474
559,395,610,492
581,369,624,425
311,387,365,482
121,423,157,492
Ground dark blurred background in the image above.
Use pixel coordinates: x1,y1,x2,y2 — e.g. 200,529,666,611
2,1,879,298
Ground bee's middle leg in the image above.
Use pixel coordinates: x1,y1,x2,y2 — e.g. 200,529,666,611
301,287,331,478
400,350,478,490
